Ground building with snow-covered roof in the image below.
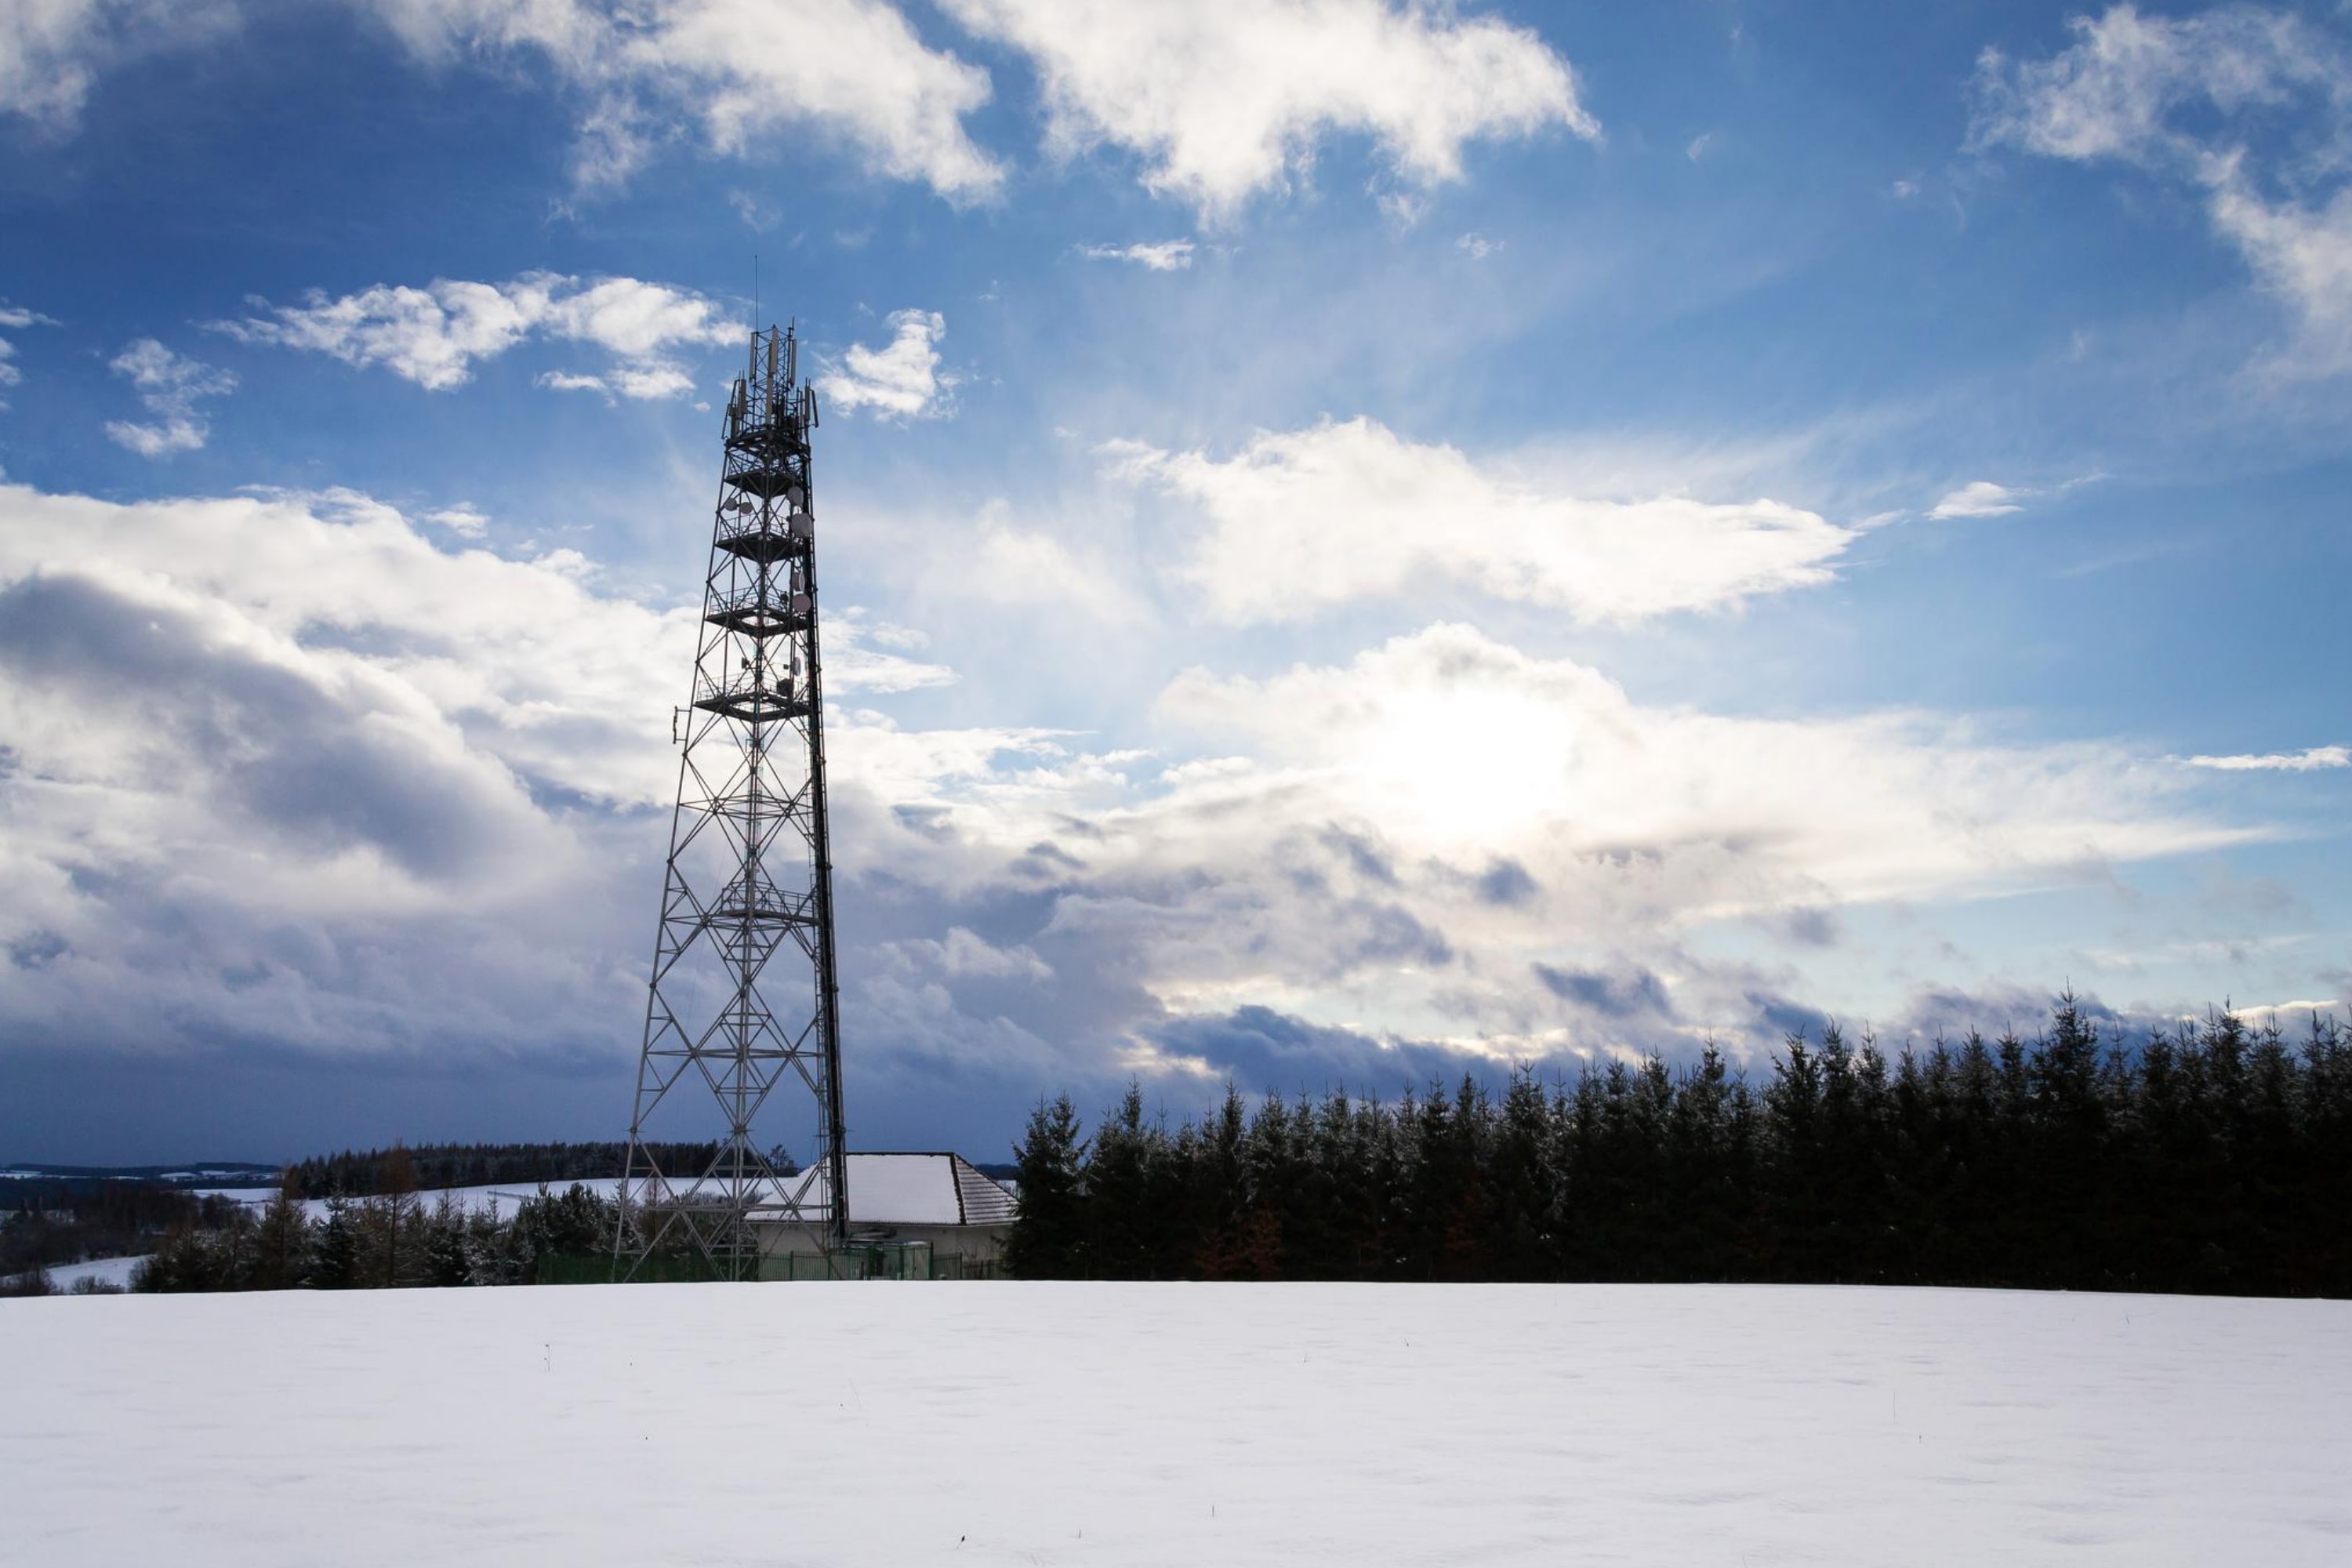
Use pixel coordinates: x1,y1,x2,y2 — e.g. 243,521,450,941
757,1152,1016,1278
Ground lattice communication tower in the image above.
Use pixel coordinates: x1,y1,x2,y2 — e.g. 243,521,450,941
614,323,849,1281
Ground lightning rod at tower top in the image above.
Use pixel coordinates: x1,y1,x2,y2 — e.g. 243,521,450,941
613,320,849,1283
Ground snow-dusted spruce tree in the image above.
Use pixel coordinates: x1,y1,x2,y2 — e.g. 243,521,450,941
1004,1095,1087,1278
311,1192,359,1289
506,1183,615,1283
425,1192,472,1287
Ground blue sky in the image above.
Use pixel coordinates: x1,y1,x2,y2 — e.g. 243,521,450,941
2,0,2347,1163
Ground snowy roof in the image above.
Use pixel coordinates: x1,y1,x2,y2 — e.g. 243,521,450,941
837,1152,1015,1228
702,1153,1014,1228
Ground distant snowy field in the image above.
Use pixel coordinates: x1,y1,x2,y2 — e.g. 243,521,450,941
4,1283,2347,1565
39,1254,147,1290
190,1178,625,1221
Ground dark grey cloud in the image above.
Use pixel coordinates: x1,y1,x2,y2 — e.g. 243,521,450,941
1474,858,1539,907
0,573,526,880
7,929,67,969
1147,1006,1530,1099
1534,961,1677,1022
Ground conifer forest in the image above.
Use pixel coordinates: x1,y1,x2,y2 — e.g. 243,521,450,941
1006,1000,2352,1297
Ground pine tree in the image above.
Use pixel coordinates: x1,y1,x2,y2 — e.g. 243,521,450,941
312,1192,360,1289
425,1192,473,1287
1085,1084,1158,1279
1004,1095,1087,1279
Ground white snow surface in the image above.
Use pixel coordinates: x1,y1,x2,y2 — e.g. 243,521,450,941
3,1282,2347,1565
39,1254,148,1290
818,1152,971,1224
190,1180,624,1222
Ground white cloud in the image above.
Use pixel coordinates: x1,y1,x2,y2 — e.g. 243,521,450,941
1108,416,1855,625
937,0,1598,221
969,512,1143,623
0,0,97,124
1456,231,1501,260
215,271,739,397
1968,5,2328,167
825,608,960,693
0,482,677,1056
0,0,230,129
727,189,780,231
2205,165,2352,374
2184,746,2350,772
0,478,2283,1078
885,926,1054,981
1929,480,2026,519
362,0,1002,199
535,363,698,401
1970,4,2352,374
1686,132,1714,162
815,309,956,420
1154,622,2244,899
424,503,490,536
0,303,59,394
842,621,2249,1047
0,479,985,1058
1079,240,1195,270
103,338,236,457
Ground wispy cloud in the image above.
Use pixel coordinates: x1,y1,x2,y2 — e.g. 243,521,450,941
1079,240,1195,270
423,503,490,537
0,303,58,395
1970,4,2352,376
104,338,235,456
0,0,232,132
2184,746,2350,772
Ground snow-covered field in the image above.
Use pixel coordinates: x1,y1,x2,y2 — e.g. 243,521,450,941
3,1283,2347,1565
37,1254,147,1290
190,1178,623,1222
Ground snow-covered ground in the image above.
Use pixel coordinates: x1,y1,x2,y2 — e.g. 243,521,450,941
189,1179,622,1222
36,1254,148,1290
3,1283,2347,1565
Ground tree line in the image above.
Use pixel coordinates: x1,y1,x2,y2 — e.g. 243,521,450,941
1006,1000,2352,1296
280,1141,720,1199
0,1183,265,1292
128,1157,621,1292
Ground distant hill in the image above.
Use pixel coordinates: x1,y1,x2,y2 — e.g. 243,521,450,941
2,1162,280,1195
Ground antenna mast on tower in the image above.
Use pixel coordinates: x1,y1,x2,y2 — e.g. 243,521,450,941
615,321,848,1281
